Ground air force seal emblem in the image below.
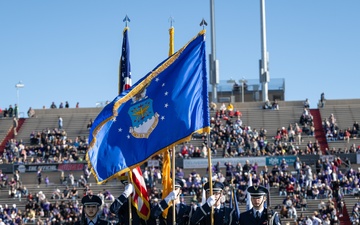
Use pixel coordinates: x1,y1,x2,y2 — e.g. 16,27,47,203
128,86,159,138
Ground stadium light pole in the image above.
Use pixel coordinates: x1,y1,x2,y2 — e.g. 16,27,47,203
240,77,247,103
15,81,25,118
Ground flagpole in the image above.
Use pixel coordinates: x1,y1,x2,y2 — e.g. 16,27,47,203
206,134,214,225
167,17,176,225
120,15,132,225
128,175,132,225
172,147,176,225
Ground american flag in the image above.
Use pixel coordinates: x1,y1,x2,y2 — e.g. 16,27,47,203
119,27,132,94
129,167,150,220
119,26,150,220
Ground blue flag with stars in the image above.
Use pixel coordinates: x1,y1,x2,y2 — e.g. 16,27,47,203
88,31,210,183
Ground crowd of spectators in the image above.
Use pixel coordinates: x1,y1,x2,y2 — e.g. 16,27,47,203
323,113,359,145
142,154,350,225
178,103,326,159
3,127,89,165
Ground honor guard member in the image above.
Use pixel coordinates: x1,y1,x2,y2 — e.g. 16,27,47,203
110,179,147,225
239,185,281,225
150,178,193,225
190,181,237,225
76,194,108,225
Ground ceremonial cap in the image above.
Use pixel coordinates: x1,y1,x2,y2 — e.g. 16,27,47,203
204,181,224,192
81,195,102,206
247,185,268,197
174,178,184,188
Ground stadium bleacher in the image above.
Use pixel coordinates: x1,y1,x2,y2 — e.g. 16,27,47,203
1,99,360,224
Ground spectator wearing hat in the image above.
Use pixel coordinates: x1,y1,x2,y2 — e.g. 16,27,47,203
149,178,193,225
75,194,108,225
109,178,146,225
239,185,282,225
190,181,238,225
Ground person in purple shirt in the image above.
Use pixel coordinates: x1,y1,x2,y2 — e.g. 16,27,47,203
175,167,184,179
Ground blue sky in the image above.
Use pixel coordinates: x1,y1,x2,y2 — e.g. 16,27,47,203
1,1,359,116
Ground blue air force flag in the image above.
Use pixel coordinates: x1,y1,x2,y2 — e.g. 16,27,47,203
88,31,210,183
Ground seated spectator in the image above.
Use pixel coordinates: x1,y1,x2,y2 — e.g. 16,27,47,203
286,182,295,196
272,99,279,110
210,102,217,111
300,196,307,211
325,130,334,141
280,127,288,142
352,126,358,138
87,119,93,130
312,185,319,199
27,107,35,118
8,178,17,198
219,103,226,112
180,145,190,159
344,129,351,143
280,205,288,218
263,100,272,109
280,158,289,172
22,186,29,197
61,186,70,199
37,191,46,203
227,103,234,112
284,195,293,209
77,175,87,188
3,108,8,117
353,184,360,198
69,186,79,200
288,204,297,220
351,207,360,225
52,188,62,200
103,189,115,201
68,173,75,186
312,212,322,224
234,110,242,117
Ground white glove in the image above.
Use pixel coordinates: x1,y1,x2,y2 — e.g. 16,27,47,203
164,190,177,204
212,174,218,180
123,184,134,198
207,195,216,207
220,195,226,203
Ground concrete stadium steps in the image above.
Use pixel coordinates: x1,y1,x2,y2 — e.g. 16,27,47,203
17,108,102,145
327,140,360,152
344,194,359,214
229,107,304,137
323,99,360,106
320,104,360,130
0,118,13,138
320,104,360,151
0,118,14,151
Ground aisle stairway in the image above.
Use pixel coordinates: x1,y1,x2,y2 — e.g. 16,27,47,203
0,118,25,154
310,109,328,154
342,195,356,225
